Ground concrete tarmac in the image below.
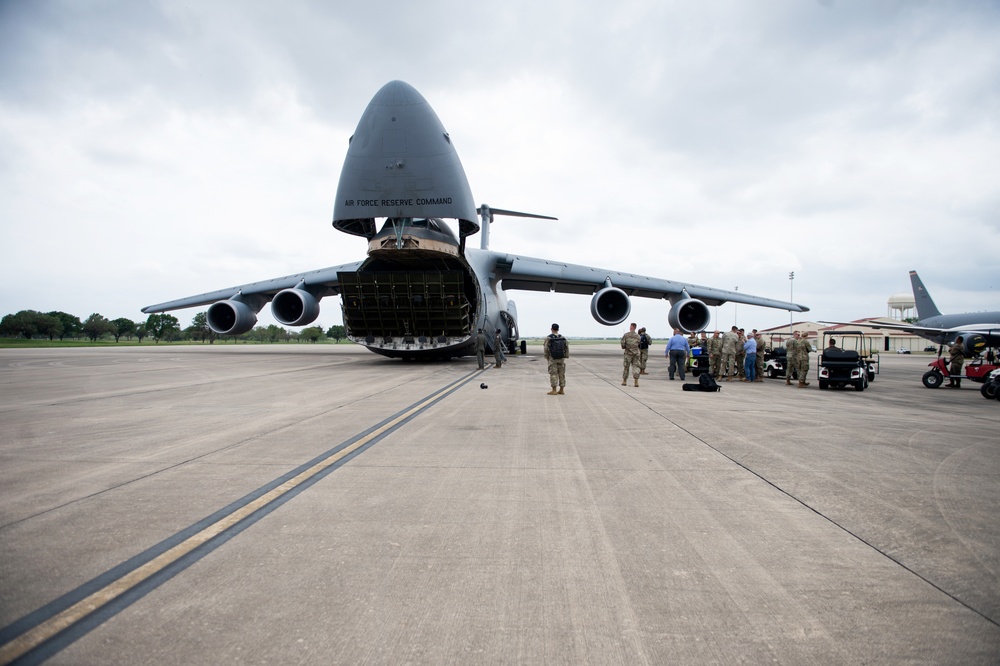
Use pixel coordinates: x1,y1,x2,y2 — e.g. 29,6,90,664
0,344,998,664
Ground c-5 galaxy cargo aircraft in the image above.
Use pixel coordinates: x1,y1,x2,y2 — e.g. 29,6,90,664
144,80,809,359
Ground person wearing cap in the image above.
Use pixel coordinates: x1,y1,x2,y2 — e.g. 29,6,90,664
621,322,642,387
638,327,652,375
794,331,811,388
543,323,568,394
475,328,487,370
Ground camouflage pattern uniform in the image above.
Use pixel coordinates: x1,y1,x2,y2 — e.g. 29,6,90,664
795,332,811,387
638,328,651,374
621,329,642,385
948,339,965,387
720,329,738,380
735,331,747,378
708,332,723,378
783,336,797,384
754,333,766,381
543,332,568,392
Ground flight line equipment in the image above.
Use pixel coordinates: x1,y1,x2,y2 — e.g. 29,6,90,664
980,368,1000,400
817,331,879,392
921,328,999,389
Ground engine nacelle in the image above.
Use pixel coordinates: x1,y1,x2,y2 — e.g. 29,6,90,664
271,288,320,327
962,333,987,356
207,299,258,335
667,298,711,333
590,286,631,326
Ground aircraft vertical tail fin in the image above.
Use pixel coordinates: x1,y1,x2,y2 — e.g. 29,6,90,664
477,205,557,251
909,270,942,320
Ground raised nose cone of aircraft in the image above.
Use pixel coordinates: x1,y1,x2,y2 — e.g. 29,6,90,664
333,80,479,240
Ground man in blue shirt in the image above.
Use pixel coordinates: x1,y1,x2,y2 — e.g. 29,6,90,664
665,328,690,380
742,334,758,382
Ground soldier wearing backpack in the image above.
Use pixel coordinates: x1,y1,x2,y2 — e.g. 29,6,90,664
543,323,568,395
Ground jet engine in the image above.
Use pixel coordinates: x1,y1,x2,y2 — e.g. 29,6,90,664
207,299,258,335
271,288,320,327
590,285,631,326
962,333,987,356
667,297,711,333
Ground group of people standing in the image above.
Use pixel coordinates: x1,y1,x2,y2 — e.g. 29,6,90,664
474,328,506,370
662,326,814,388
537,323,818,394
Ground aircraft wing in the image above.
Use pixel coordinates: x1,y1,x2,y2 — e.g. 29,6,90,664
495,253,809,311
820,319,1000,346
820,319,942,337
142,261,365,314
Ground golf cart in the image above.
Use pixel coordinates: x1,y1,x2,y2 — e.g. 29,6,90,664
817,331,879,391
764,335,799,379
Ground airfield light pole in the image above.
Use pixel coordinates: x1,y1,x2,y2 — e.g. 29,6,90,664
789,271,795,334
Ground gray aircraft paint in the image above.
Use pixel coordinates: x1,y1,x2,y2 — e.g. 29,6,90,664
823,270,1000,351
144,80,808,359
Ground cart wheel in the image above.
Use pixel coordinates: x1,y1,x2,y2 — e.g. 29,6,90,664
819,380,829,390
922,371,944,389
983,382,998,400
855,377,866,391
769,368,778,378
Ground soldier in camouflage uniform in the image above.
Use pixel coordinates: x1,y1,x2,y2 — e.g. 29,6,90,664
784,333,798,385
736,328,747,379
795,331,811,387
543,323,568,394
621,322,642,387
753,330,766,382
638,327,651,375
947,336,965,388
720,326,739,380
708,330,722,378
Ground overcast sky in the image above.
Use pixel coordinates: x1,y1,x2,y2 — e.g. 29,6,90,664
1,0,998,338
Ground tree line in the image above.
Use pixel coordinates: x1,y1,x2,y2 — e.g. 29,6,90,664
0,310,346,344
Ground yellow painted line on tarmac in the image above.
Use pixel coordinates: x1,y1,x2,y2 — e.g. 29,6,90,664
0,376,471,665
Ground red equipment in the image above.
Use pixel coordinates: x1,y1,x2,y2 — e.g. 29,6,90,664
922,356,999,388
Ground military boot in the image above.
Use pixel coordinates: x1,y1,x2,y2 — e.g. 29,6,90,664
547,388,558,395
797,381,807,388
634,377,639,387
557,387,565,395
955,378,962,389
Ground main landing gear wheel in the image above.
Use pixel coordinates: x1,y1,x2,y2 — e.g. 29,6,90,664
922,371,944,389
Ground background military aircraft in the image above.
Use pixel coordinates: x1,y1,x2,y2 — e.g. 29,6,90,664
823,270,1000,355
143,80,809,359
